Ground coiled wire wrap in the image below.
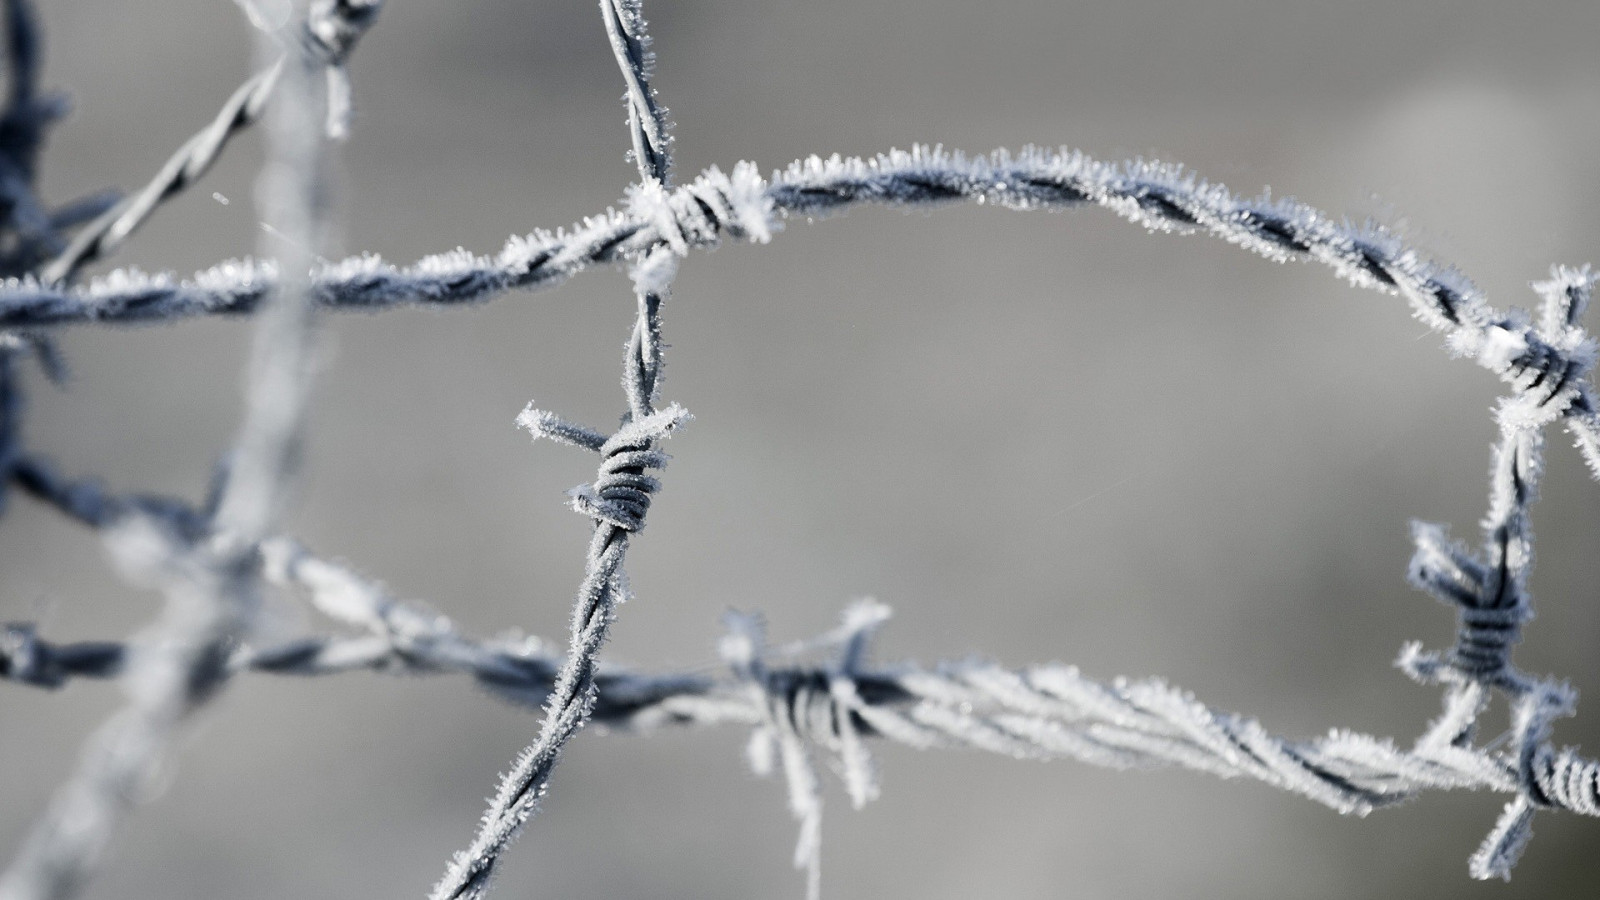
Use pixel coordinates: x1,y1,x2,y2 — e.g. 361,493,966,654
514,404,691,534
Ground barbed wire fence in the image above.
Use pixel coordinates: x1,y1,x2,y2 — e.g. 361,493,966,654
0,1,1597,898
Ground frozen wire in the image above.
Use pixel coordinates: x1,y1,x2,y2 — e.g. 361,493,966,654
0,0,1598,893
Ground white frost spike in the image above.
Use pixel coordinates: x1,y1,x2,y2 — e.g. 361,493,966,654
746,726,777,778
626,180,685,255
829,676,879,808
776,712,824,900
1480,326,1530,373
1534,264,1595,338
722,161,775,243
839,596,892,638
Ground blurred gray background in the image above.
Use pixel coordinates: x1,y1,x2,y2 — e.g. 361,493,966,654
3,0,1600,897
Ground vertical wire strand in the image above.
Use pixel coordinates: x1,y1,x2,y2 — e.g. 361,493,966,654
428,4,679,898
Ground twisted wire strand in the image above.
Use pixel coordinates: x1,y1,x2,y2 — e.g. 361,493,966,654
6,446,1600,879
8,145,1600,470
37,63,282,286
0,144,1512,332
600,0,671,185
38,0,381,286
0,3,377,897
6,587,1581,822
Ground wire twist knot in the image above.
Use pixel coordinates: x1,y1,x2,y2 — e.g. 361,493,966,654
625,162,774,258
1501,332,1594,415
515,403,690,532
1403,522,1532,688
1530,745,1600,816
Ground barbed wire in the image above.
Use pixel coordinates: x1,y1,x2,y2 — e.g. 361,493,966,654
0,0,1598,897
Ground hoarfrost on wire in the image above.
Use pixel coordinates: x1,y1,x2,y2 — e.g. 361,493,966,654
0,1,1597,899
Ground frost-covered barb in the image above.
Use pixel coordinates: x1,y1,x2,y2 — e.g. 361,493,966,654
428,393,692,900
720,603,890,900
0,2,381,898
